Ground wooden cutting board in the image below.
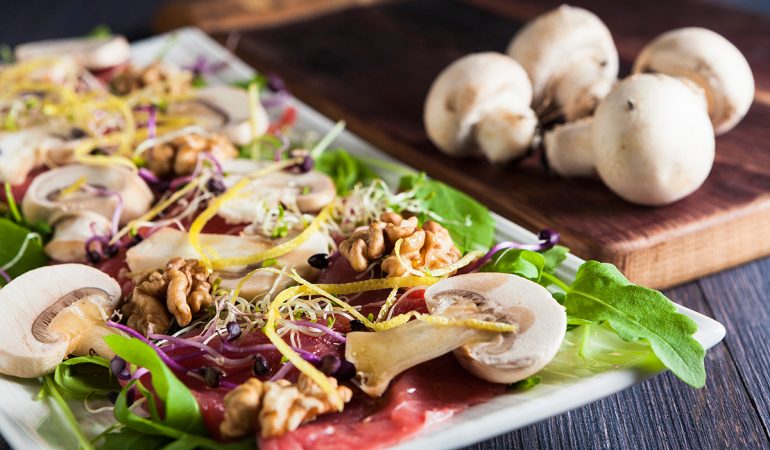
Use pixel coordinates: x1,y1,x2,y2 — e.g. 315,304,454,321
204,0,770,289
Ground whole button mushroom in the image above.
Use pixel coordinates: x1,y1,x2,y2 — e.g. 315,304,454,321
0,264,122,378
345,273,566,396
507,5,619,121
545,74,714,206
423,52,538,163
633,27,755,135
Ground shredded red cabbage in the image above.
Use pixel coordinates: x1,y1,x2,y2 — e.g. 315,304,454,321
462,229,561,273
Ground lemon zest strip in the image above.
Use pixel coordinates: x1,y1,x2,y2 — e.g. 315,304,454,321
208,202,333,270
188,177,251,268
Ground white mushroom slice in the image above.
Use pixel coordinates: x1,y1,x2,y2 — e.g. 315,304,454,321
507,5,618,120
0,264,121,378
0,128,49,185
45,211,112,263
424,273,566,384
543,118,595,176
126,228,328,299
218,170,336,223
15,36,130,71
632,27,754,135
346,273,566,396
423,52,538,163
168,86,268,146
22,164,153,225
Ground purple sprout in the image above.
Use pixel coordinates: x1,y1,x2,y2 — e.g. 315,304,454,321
461,229,561,274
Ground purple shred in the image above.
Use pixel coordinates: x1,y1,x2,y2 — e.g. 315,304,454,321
270,361,294,381
0,269,10,285
291,320,346,343
461,229,561,274
106,321,187,373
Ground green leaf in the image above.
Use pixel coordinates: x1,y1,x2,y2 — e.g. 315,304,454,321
542,245,569,273
40,376,96,450
104,335,205,434
316,149,377,195
560,261,706,388
506,375,541,392
0,218,48,283
101,429,169,450
87,24,112,38
53,356,119,399
481,249,544,282
399,174,494,253
231,74,268,91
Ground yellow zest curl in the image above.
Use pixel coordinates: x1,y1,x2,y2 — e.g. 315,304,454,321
188,177,251,267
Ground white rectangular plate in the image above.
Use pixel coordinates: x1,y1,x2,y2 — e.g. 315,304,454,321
0,28,726,450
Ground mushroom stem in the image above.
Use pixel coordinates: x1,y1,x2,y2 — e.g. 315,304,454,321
543,118,595,176
345,320,490,397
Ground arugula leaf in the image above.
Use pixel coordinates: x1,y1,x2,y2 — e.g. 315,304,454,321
0,218,48,283
101,429,169,450
481,249,544,282
541,245,569,273
399,174,494,253
53,356,119,399
548,261,706,388
104,335,205,435
316,149,377,195
231,74,268,91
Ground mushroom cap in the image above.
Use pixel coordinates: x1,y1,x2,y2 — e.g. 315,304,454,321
15,36,131,71
169,86,268,145
592,74,715,206
22,164,153,225
0,264,121,378
218,160,336,222
45,211,112,263
633,27,754,135
423,52,537,162
425,272,566,384
507,5,618,120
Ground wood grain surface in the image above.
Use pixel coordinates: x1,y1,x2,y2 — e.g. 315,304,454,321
0,1,769,449
226,0,770,289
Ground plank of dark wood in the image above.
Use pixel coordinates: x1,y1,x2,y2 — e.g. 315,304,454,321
462,279,770,449
228,0,770,289
698,256,770,438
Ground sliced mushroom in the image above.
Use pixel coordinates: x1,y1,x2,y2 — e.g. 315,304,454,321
425,273,566,384
22,164,153,225
15,36,131,71
0,264,121,378
218,159,336,223
345,273,566,396
0,128,49,185
632,27,754,135
423,52,538,163
45,211,112,262
126,227,328,299
507,5,618,120
168,86,268,146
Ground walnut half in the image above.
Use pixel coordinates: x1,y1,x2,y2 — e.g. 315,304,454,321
220,374,353,439
339,212,461,277
123,258,213,336
145,133,237,178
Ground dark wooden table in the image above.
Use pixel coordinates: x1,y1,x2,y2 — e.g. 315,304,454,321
1,1,768,449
